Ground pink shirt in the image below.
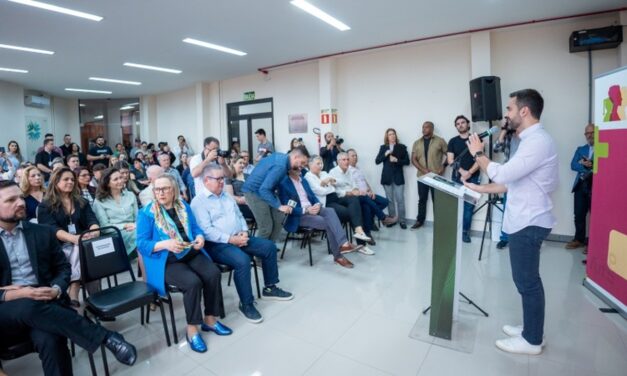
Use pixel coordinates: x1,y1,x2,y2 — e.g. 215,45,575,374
290,176,312,213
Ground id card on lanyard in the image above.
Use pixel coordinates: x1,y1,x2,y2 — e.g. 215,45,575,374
68,222,77,235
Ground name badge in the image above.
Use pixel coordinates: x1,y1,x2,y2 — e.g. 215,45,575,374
68,223,77,234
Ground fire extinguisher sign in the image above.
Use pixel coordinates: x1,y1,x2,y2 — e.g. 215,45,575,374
321,109,330,124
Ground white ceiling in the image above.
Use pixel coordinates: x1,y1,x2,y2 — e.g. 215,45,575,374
0,0,624,99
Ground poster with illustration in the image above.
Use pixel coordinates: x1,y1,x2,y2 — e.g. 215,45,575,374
586,65,627,317
24,116,50,161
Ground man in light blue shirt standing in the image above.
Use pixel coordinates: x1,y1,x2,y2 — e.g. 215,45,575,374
466,89,558,356
191,165,293,324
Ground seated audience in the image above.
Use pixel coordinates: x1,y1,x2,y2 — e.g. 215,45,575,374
279,166,365,269
114,161,141,195
158,152,187,201
37,168,100,306
330,153,394,240
139,165,165,207
240,150,254,175
66,154,80,172
20,166,45,221
35,138,61,182
70,142,87,167
6,140,23,168
304,155,372,245
191,165,293,323
130,157,149,190
0,151,15,182
224,156,254,221
0,181,137,375
137,175,230,353
89,164,107,189
74,166,95,206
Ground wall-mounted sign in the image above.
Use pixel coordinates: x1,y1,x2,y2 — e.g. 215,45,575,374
243,91,255,101
331,108,338,124
288,114,308,134
321,109,330,124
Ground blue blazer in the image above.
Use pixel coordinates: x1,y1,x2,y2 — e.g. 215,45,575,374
570,144,593,191
278,175,320,233
136,201,207,296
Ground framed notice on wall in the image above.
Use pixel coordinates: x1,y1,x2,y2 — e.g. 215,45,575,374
288,113,308,134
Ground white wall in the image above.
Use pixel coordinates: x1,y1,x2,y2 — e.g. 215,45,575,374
0,81,78,161
154,85,198,148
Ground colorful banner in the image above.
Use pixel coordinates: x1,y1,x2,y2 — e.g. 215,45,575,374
586,66,627,317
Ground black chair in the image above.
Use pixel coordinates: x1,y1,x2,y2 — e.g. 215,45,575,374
79,227,171,376
281,227,331,266
153,260,261,345
0,338,35,373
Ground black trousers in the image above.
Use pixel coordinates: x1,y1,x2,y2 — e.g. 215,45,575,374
573,185,591,243
165,252,225,325
416,181,434,223
326,193,363,228
0,299,109,376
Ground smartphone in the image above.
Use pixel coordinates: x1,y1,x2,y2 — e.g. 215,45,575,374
0,147,5,153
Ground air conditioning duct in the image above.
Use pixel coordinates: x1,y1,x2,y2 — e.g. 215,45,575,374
24,95,51,108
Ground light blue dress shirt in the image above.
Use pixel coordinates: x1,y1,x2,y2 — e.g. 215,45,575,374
190,190,247,244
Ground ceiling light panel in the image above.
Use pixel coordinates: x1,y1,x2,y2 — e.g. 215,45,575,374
290,0,350,31
0,67,28,73
182,38,247,56
89,77,142,86
0,43,54,54
65,88,112,94
123,62,182,74
8,0,103,21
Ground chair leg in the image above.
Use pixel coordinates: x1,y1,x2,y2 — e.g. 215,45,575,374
166,295,179,344
88,351,97,376
252,260,261,298
70,340,76,357
145,304,151,324
327,236,331,255
100,343,110,376
140,305,145,325
158,301,172,347
281,234,290,259
307,236,313,266
228,270,233,286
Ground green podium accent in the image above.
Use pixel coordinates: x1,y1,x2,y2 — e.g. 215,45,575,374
429,189,459,340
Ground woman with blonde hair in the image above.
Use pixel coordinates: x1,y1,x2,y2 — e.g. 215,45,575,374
20,165,46,221
375,128,410,229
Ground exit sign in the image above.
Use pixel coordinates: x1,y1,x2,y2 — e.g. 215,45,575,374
244,91,255,101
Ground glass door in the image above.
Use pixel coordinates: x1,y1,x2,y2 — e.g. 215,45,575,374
227,98,273,160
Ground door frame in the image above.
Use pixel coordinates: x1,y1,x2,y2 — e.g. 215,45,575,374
227,98,274,156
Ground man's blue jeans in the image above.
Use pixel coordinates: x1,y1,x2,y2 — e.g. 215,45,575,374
508,225,551,345
205,237,279,305
452,175,479,234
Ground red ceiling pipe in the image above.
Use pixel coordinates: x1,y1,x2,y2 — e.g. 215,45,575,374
258,7,627,74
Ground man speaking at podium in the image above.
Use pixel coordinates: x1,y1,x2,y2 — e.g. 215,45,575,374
464,89,558,355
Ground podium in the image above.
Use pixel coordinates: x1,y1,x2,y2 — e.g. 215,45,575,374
417,173,481,340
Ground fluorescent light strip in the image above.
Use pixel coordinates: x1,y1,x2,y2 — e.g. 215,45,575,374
0,67,28,73
94,115,104,120
8,0,103,21
124,102,139,106
89,77,141,86
65,88,112,94
290,0,350,31
0,43,54,55
120,106,134,110
182,38,247,56
123,62,181,74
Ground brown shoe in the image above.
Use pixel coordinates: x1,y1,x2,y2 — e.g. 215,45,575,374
411,221,423,229
340,243,364,254
565,240,585,249
382,216,398,226
335,257,354,268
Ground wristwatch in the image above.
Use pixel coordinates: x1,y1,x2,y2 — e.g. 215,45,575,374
473,151,485,160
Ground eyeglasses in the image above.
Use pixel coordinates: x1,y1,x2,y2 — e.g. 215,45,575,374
79,173,91,178
206,176,225,182
153,186,173,194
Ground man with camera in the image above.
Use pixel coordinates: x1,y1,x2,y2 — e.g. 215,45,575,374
465,89,558,355
189,137,232,197
320,132,344,172
565,123,595,252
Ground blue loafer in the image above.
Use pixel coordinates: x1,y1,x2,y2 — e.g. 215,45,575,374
201,321,233,336
186,333,207,353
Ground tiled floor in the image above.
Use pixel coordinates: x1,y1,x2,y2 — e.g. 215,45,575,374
4,225,626,376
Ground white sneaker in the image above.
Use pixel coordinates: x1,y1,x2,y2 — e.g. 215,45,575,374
495,336,543,355
502,324,523,337
357,246,375,255
502,325,546,345
353,232,371,242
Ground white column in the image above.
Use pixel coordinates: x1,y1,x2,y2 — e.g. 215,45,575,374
139,95,158,142
318,58,338,135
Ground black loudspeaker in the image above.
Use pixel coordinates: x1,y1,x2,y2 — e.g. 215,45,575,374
469,76,502,122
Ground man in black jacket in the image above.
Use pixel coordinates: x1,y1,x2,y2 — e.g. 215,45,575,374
0,181,136,376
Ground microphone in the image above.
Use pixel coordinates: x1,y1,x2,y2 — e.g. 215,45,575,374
281,199,298,225
477,126,500,140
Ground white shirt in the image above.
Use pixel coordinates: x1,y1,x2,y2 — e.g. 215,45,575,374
304,171,335,206
487,123,559,234
329,166,356,198
189,153,207,196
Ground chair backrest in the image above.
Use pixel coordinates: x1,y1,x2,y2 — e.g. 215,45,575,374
79,226,134,283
